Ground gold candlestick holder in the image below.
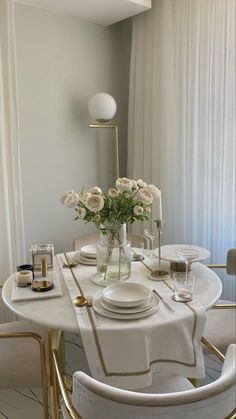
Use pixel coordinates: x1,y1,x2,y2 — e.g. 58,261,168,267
149,220,169,280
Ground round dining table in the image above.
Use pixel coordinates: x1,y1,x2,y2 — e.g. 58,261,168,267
2,252,223,419
2,256,222,332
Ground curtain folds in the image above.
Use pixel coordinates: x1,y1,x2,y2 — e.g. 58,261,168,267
128,0,236,263
0,0,25,285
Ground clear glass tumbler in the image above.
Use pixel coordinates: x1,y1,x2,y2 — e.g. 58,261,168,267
172,271,195,302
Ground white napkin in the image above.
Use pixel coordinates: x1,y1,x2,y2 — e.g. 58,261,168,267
59,252,206,389
12,271,62,302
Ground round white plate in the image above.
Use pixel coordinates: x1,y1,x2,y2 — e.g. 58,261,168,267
73,252,97,266
93,293,159,320
80,244,97,259
100,294,155,314
103,282,152,307
160,245,210,263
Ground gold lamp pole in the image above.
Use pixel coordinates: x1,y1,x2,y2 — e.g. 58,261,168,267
88,93,120,179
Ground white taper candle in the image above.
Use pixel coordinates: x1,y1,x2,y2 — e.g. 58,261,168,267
157,190,162,221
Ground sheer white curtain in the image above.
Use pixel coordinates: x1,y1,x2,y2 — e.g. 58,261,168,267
128,0,236,263
0,0,25,290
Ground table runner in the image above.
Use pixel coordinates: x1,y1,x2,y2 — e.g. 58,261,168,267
57,252,206,389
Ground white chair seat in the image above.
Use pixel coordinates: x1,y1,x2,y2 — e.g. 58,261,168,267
60,373,194,419
0,320,48,389
69,345,235,419
56,344,236,419
204,300,236,353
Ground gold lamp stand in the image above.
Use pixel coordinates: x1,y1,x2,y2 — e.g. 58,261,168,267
88,122,120,179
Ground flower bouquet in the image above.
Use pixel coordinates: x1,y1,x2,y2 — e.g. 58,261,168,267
61,178,160,283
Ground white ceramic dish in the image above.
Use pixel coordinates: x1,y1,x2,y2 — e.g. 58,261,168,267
103,283,152,307
73,252,97,266
100,295,155,314
80,244,97,259
160,245,210,263
93,293,159,320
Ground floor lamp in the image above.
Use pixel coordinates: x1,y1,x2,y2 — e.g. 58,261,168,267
88,93,120,179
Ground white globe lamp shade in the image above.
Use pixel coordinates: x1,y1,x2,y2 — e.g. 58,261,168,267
88,93,117,123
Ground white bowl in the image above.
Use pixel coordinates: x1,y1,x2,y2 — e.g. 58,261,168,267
103,283,152,308
80,244,97,259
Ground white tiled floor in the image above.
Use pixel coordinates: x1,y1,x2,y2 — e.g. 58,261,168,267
0,388,49,419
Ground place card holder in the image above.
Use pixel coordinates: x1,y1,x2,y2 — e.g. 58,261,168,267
30,244,54,271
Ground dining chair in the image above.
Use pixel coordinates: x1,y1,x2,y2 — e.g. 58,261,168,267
205,249,236,353
52,342,236,419
73,233,149,251
0,320,49,419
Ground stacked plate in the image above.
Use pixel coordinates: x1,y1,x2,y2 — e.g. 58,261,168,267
93,283,159,320
74,245,97,266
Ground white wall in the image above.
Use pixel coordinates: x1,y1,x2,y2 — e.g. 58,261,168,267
14,4,131,259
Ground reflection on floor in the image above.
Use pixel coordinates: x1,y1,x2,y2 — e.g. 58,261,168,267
0,331,223,419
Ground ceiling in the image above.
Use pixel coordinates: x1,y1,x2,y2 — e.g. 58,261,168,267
15,0,151,26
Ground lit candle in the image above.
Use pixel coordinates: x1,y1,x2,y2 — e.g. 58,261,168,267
157,190,162,221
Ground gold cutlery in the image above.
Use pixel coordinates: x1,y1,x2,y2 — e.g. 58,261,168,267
60,256,78,268
153,290,175,313
73,295,93,307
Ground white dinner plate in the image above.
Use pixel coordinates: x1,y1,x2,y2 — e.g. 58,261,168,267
100,294,156,314
80,245,97,259
103,282,152,307
93,293,159,320
73,252,97,266
160,244,211,263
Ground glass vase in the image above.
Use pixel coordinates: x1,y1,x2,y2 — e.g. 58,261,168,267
96,223,131,284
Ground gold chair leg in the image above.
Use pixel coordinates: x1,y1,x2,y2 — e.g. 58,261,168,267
48,329,60,419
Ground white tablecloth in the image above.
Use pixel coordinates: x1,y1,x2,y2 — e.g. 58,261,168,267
58,252,206,389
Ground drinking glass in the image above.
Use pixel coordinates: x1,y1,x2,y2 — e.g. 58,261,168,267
173,271,195,302
176,248,199,275
131,241,145,261
144,228,157,260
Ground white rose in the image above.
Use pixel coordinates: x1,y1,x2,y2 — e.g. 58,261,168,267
108,188,119,197
77,207,86,219
81,192,91,204
131,180,138,190
115,177,133,192
147,184,160,199
89,186,102,195
137,179,147,188
137,188,153,205
86,194,104,212
133,205,144,216
61,190,79,208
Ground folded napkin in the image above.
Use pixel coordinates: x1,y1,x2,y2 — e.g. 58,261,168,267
58,252,206,389
12,271,62,302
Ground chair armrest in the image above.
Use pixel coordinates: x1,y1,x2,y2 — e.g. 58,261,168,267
0,331,48,419
52,349,82,419
207,264,227,269
212,303,236,309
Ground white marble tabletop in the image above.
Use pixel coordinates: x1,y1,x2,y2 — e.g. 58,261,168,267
2,256,222,333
